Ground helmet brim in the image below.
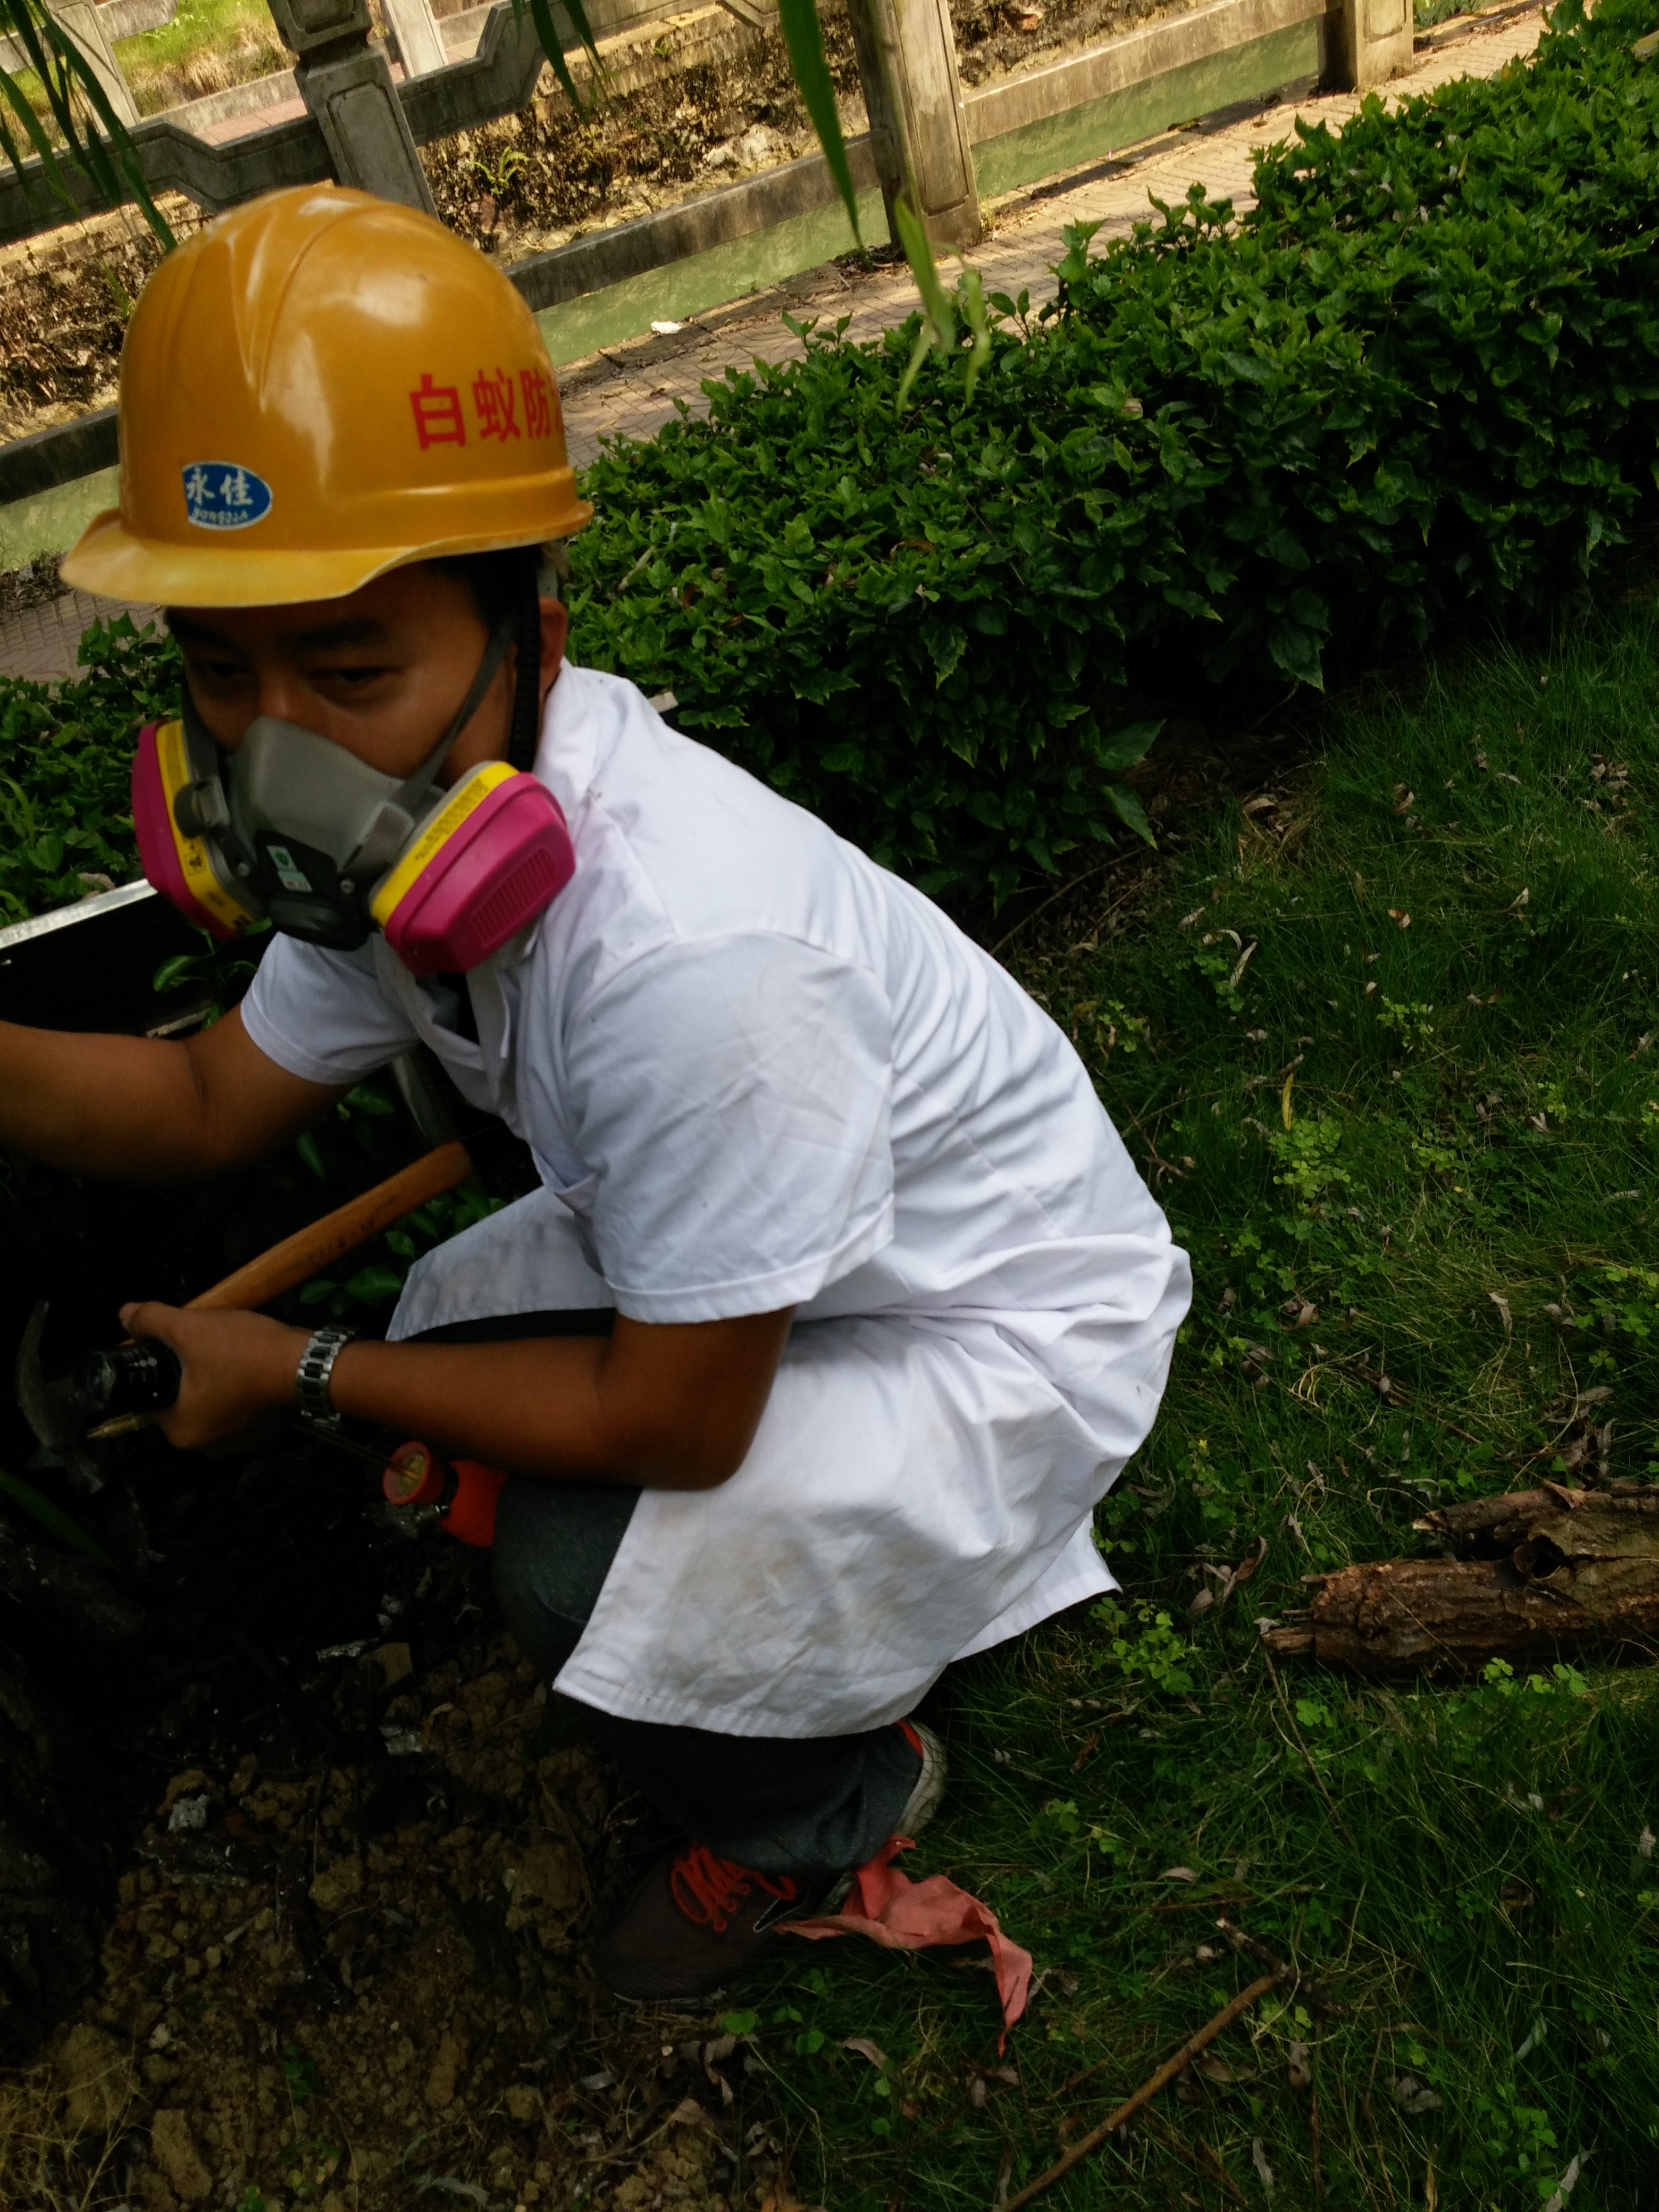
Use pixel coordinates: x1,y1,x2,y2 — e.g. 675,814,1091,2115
61,494,595,609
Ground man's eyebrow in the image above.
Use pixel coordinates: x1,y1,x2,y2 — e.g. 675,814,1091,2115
165,611,390,655
165,610,230,649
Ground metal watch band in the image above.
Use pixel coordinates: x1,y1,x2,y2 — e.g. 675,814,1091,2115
295,1326,355,1426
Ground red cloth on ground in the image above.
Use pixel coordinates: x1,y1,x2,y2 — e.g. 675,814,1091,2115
783,1838,1032,2051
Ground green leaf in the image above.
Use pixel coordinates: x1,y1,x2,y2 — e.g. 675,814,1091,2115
341,1264,407,1306
719,2009,759,2034
1095,719,1164,772
775,0,860,239
958,263,993,401
0,1468,113,1565
152,953,202,994
893,192,956,392
1267,617,1327,691
1106,782,1155,845
0,0,174,245
514,0,600,115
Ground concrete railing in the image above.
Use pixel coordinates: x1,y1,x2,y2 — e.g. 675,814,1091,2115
0,0,1339,512
0,0,546,240
0,0,791,242
509,0,1330,308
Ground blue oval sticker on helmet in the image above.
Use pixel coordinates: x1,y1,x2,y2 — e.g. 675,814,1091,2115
182,463,273,530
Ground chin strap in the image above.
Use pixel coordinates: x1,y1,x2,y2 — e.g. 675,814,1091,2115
392,604,521,817
507,554,543,773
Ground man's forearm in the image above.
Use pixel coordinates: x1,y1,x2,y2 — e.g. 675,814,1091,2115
326,1309,793,1490
0,1007,345,1183
0,1022,216,1180
326,1335,633,1481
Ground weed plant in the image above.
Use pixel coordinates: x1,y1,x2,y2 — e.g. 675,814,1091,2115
715,592,1659,2210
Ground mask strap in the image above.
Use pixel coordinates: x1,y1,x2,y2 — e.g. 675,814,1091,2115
181,588,523,824
392,606,520,816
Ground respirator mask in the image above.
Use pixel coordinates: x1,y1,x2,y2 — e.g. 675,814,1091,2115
131,569,575,976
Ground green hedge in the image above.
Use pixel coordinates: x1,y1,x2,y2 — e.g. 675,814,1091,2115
6,0,1659,919
570,0,1659,899
0,616,173,923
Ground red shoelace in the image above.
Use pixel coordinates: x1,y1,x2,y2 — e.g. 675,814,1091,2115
670,1842,800,1933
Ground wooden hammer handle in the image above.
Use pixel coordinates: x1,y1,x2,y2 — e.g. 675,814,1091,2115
187,1140,474,1314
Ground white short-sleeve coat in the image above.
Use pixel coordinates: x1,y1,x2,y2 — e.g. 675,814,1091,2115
242,666,1192,1738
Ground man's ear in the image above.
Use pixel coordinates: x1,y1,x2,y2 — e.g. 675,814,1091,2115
538,595,569,711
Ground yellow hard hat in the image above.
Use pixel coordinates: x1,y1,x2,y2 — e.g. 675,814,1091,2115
62,185,592,608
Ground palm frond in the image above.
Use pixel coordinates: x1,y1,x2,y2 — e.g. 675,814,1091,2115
0,0,174,245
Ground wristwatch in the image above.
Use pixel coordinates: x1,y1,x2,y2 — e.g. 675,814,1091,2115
295,1325,355,1427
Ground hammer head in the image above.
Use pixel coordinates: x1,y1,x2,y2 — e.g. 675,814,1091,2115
15,1303,105,1495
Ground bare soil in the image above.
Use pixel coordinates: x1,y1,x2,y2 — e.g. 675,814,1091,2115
0,215,182,447
0,550,68,618
0,1478,791,2212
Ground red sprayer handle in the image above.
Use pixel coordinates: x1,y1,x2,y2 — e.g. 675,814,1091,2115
382,1442,505,1548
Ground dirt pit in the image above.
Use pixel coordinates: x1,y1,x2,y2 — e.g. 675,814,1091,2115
2,1617,794,2212
0,1342,797,2212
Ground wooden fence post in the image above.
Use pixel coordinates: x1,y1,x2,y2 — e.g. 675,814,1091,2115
1331,0,1412,90
845,0,981,252
46,0,140,126
266,0,440,212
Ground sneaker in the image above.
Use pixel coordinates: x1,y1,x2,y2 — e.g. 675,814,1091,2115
592,1718,948,2001
821,1716,948,1911
593,1839,827,2002
891,1716,949,1844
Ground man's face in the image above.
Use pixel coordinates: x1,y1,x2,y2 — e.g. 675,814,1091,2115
169,564,515,787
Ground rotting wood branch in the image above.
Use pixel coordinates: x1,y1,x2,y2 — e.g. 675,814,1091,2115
1263,1482,1659,1677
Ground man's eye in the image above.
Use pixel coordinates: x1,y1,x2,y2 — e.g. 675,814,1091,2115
316,665,390,688
189,656,246,684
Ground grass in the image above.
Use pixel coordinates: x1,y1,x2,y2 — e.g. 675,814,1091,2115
112,0,287,116
718,589,1659,2210
0,0,286,138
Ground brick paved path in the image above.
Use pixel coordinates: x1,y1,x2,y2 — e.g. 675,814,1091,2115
0,586,163,684
0,1,1543,683
556,1,1543,466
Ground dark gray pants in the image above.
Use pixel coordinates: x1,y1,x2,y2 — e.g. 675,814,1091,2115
419,1311,921,1878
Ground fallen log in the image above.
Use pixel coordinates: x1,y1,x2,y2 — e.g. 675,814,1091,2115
1262,1482,1659,1677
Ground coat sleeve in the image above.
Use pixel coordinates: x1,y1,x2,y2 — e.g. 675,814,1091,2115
239,935,419,1086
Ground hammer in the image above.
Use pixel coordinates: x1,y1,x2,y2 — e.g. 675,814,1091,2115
19,1138,473,1449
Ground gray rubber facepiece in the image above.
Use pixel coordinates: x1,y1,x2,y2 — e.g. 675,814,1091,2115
176,605,522,952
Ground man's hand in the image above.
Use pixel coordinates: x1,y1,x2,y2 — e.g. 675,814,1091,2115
115,1301,794,1489
119,1301,307,1451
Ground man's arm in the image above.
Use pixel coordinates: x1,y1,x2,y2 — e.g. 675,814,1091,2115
115,1301,795,1490
0,1006,346,1182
